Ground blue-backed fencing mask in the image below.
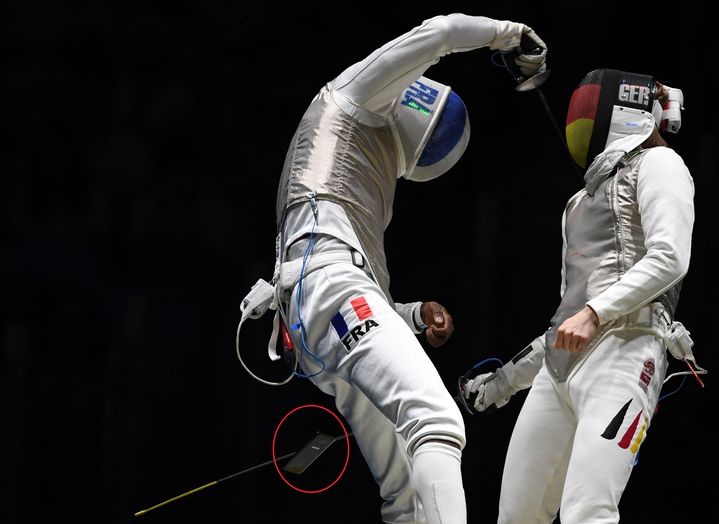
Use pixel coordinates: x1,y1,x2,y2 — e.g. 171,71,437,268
393,77,470,182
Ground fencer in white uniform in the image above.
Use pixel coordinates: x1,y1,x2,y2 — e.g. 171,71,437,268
461,69,699,523
270,13,547,524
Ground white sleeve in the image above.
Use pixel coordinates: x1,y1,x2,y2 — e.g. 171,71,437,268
587,147,695,323
333,14,498,118
394,301,425,334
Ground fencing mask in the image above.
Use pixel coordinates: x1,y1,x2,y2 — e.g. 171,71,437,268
393,77,470,182
565,69,684,170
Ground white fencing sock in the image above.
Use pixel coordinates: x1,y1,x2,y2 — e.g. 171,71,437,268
412,441,466,524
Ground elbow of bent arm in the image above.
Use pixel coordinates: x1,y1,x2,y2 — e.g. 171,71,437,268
659,251,691,286
417,16,459,55
667,245,691,280
677,255,691,280
647,238,691,281
419,13,491,55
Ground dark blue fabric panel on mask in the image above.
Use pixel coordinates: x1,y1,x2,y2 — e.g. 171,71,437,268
417,91,467,167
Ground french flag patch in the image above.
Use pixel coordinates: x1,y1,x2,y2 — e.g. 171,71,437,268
331,296,380,352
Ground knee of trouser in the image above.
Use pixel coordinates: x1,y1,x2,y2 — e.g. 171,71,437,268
399,388,466,457
409,433,465,458
412,438,464,462
406,410,466,458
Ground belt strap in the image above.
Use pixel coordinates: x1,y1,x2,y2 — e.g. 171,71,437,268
278,249,365,295
236,249,367,364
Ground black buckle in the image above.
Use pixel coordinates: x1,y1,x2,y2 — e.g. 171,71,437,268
351,250,364,268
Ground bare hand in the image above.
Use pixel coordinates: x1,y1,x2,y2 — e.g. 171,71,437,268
421,301,454,348
553,306,599,353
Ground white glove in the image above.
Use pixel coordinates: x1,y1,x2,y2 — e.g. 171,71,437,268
463,369,515,412
460,337,546,414
490,20,547,77
515,27,547,77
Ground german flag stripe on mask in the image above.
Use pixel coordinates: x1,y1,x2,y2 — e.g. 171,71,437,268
565,69,612,169
566,69,655,170
566,82,601,169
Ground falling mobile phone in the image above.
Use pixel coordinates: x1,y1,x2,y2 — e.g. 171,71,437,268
282,432,336,475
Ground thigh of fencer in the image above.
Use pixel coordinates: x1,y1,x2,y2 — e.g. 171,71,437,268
498,364,573,524
555,329,667,524
287,262,465,454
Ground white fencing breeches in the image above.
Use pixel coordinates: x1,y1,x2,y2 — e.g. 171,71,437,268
498,318,668,524
287,261,466,523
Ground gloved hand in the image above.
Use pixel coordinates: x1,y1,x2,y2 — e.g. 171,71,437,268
515,28,547,77
457,337,546,415
461,368,515,414
490,20,547,77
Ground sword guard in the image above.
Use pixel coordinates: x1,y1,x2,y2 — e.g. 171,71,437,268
515,69,551,92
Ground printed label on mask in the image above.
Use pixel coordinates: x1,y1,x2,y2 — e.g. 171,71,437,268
618,84,650,107
401,80,439,115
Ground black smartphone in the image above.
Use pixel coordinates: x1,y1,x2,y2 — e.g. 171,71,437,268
282,433,336,475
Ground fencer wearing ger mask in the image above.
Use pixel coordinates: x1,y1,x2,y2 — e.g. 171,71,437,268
460,68,698,523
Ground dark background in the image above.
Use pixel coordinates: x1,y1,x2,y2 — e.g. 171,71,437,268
2,1,716,523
